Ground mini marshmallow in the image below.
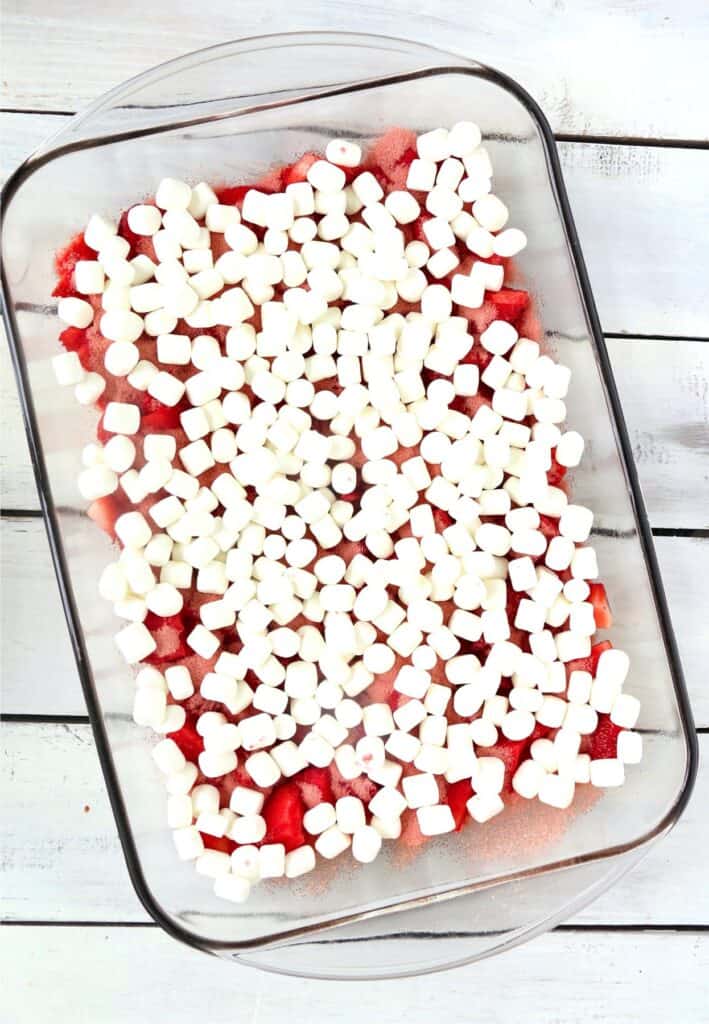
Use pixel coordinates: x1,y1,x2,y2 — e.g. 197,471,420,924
57,296,94,327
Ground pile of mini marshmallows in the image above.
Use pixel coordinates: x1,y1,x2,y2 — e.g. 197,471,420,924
53,124,642,904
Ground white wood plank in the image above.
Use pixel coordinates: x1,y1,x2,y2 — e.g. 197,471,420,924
3,1,709,141
561,144,709,339
2,523,707,723
0,517,79,712
1,722,706,926
0,112,69,184
2,925,707,1022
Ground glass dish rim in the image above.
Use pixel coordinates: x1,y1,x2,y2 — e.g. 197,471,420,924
1,29,698,958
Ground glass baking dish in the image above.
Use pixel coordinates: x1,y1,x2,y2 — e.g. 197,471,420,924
1,32,697,979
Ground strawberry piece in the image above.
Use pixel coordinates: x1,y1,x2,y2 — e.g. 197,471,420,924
450,393,490,418
141,406,182,431
409,214,431,244
293,766,333,809
490,288,529,324
366,127,418,189
200,833,237,854
457,298,499,335
486,723,549,792
460,340,494,371
256,166,285,194
538,515,560,542
214,184,250,206
588,714,621,759
59,326,89,354
53,234,94,297
282,152,320,186
262,782,306,852
486,738,527,791
445,779,473,831
590,640,613,672
87,494,126,538
547,450,567,486
588,582,613,630
566,640,614,682
144,613,189,664
330,767,378,805
432,508,453,531
168,716,204,762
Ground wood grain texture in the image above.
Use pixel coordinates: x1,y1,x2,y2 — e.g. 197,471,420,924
2,516,707,723
2,927,708,1024
1,722,707,926
3,0,709,141
4,333,708,521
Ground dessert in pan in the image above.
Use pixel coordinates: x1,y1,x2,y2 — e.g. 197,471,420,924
50,122,641,905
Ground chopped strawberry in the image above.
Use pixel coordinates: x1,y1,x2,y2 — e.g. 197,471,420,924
365,127,418,189
282,152,320,186
387,688,405,713
445,779,473,831
589,582,613,630
591,640,613,672
450,393,490,418
538,514,560,542
214,184,250,206
457,298,499,335
588,714,621,759
491,288,529,325
460,340,494,371
168,716,204,762
409,214,432,244
486,723,549,792
262,782,306,852
293,766,333,808
86,494,126,538
59,326,89,354
432,508,453,531
256,166,285,194
566,640,614,681
144,612,189,664
200,833,237,854
141,406,182,431
53,234,94,297
547,451,567,486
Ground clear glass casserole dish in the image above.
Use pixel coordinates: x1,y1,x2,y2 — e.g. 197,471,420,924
1,31,697,979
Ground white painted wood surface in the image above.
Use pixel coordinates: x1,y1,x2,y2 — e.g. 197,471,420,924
3,925,707,1024
0,929,704,1024
3,1,709,141
3,517,707,723
2,6,707,1017
2,722,707,926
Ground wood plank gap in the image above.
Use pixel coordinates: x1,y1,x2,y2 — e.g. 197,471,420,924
604,332,709,343
0,107,73,118
0,508,44,518
1,920,706,935
555,134,709,151
651,528,709,539
0,714,90,724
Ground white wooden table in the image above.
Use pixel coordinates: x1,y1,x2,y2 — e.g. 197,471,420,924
2,4,708,1020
